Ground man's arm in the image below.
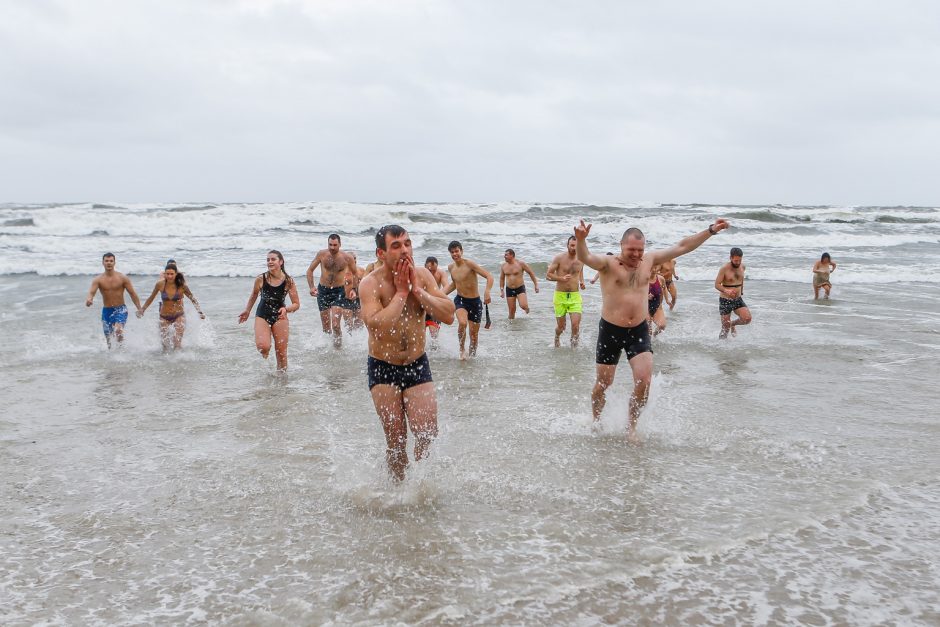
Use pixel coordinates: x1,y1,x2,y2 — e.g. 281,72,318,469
522,263,539,292
578,265,585,290
413,267,456,325
124,276,143,312
499,265,506,296
85,278,100,307
573,220,609,271
546,257,561,281
306,255,321,295
470,261,494,303
651,219,729,266
444,264,456,295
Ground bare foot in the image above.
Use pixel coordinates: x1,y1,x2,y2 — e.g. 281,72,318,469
459,349,467,361
719,329,729,339
730,326,737,337
554,335,561,348
627,429,642,445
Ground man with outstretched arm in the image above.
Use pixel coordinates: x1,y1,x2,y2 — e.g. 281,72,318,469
576,218,729,443
444,240,494,359
359,225,455,481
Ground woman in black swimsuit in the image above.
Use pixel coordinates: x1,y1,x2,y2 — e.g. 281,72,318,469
140,261,204,351
238,250,300,371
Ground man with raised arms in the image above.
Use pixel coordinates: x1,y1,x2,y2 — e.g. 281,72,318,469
444,241,494,359
576,218,729,442
547,236,586,347
306,233,356,347
715,247,752,339
359,225,455,481
85,252,144,349
499,249,540,320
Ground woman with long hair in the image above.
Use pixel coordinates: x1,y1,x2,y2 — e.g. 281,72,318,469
140,260,205,351
812,252,837,299
238,250,300,371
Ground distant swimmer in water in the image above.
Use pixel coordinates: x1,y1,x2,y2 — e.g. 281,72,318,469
444,240,494,359
307,234,357,348
238,250,300,371
577,218,729,443
812,252,837,300
499,248,540,320
715,247,752,339
660,259,679,310
139,261,205,351
424,256,448,344
359,225,455,481
85,252,143,349
648,265,667,336
547,236,586,347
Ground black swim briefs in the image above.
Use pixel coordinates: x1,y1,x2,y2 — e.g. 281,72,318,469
718,296,747,316
454,294,484,324
595,318,652,365
317,285,345,312
505,285,526,298
367,353,433,391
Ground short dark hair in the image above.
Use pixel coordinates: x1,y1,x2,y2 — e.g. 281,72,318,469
448,241,463,252
567,236,576,244
621,228,645,241
505,248,515,256
425,256,438,265
328,233,341,244
375,225,406,251
730,247,743,257
102,252,115,260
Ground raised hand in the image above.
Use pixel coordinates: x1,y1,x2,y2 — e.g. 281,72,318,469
574,219,592,240
711,218,730,233
394,257,412,294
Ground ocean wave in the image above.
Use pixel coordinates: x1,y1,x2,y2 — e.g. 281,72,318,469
2,218,34,227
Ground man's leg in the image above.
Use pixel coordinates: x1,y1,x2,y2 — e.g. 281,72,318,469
554,316,566,347
626,352,653,443
591,363,617,422
113,323,125,346
403,382,438,463
731,306,752,336
370,384,409,481
507,296,517,320
719,313,732,339
329,306,343,347
517,292,530,315
570,313,582,348
456,308,469,358
468,321,481,357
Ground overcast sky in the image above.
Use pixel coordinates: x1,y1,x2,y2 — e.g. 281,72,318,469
1,0,938,205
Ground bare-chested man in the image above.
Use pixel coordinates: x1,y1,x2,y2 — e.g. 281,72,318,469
340,251,364,330
306,234,356,347
499,249,540,320
577,218,729,442
424,256,448,342
359,225,455,481
85,252,143,348
547,236,586,347
715,247,752,339
444,241,494,359
660,259,679,309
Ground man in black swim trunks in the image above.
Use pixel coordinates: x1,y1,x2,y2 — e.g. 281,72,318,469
714,247,752,339
306,234,356,347
359,225,455,481
444,240,493,359
499,248,539,320
575,217,730,443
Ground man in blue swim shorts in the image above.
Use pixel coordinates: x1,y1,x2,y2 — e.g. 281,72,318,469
85,252,144,348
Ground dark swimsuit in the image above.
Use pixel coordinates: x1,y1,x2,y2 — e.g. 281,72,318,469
160,284,184,322
596,319,652,365
454,294,484,324
256,274,289,326
505,285,526,298
718,284,746,316
648,279,663,316
317,285,345,312
367,353,433,390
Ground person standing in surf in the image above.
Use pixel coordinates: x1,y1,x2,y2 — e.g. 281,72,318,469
812,252,837,299
359,225,455,481
306,234,356,348
715,247,752,339
547,236,586,347
499,248,540,320
660,259,679,310
444,240,493,359
576,218,729,443
139,260,205,351
238,250,300,372
85,252,144,349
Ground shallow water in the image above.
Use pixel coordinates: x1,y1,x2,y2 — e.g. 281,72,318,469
2,266,939,624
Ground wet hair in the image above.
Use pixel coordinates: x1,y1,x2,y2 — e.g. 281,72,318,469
164,261,185,288
425,256,438,265
567,236,576,244
328,233,341,244
730,247,743,257
505,248,515,256
621,228,645,241
265,249,293,287
448,240,463,252
606,252,614,255
102,252,115,260
821,252,831,262
376,225,407,251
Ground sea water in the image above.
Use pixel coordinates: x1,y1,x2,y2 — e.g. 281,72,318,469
1,202,938,624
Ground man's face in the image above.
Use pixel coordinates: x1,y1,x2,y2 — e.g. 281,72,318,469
380,232,413,266
620,235,645,267
102,256,115,270
449,247,463,262
425,261,438,273
328,238,340,254
504,251,514,263
566,240,576,255
730,255,742,269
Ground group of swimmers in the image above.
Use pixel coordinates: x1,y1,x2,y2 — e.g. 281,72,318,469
86,222,837,479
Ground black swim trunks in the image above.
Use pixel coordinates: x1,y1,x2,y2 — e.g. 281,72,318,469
317,285,345,312
339,293,361,311
454,294,484,324
719,296,747,316
367,353,433,390
595,318,652,365
505,285,526,298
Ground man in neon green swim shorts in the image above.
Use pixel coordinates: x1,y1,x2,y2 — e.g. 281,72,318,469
547,235,586,347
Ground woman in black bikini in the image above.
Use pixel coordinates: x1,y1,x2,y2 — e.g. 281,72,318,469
140,261,205,351
238,250,300,371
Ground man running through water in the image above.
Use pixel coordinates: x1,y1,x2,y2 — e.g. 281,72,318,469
424,256,448,343
444,241,494,359
715,247,752,339
577,218,729,442
359,225,455,481
547,236,586,347
306,234,356,347
86,253,144,348
499,249,540,319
